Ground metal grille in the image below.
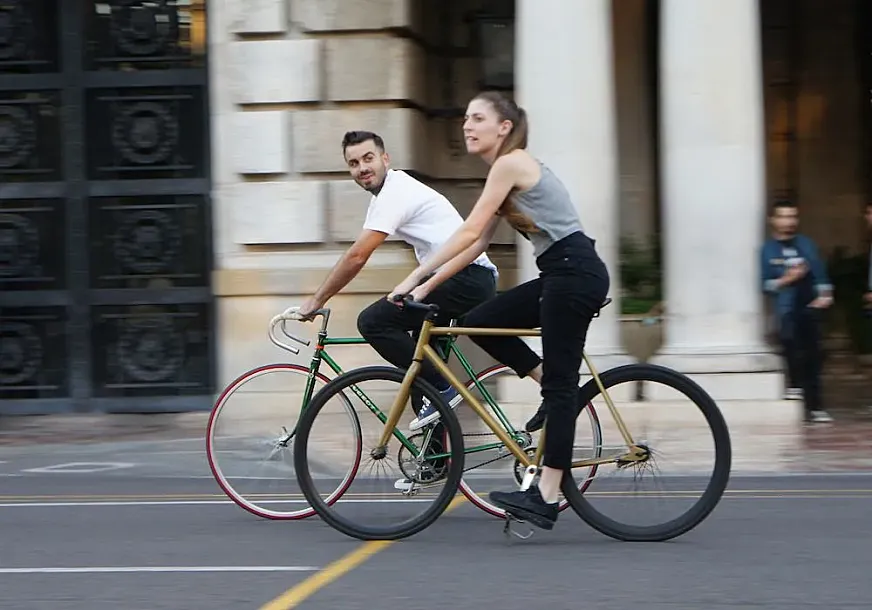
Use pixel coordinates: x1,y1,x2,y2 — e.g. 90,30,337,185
0,0,213,414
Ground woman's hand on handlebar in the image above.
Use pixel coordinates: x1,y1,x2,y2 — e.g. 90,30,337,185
387,283,430,307
388,275,419,305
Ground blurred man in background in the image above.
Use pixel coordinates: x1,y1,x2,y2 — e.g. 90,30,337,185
761,201,834,423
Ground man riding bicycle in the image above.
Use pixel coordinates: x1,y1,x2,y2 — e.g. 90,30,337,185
291,131,499,426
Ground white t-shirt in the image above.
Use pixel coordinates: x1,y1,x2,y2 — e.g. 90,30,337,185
363,169,498,277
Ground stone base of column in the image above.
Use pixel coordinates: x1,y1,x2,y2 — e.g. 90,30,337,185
649,346,784,401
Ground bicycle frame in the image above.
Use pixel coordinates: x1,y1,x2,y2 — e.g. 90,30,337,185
373,307,648,470
268,308,533,458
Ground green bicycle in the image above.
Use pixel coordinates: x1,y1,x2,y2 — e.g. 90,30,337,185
206,305,604,520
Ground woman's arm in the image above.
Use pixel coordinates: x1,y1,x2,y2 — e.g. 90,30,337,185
414,216,500,298
391,157,517,294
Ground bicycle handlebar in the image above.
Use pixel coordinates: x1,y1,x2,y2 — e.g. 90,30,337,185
391,294,439,313
268,307,330,355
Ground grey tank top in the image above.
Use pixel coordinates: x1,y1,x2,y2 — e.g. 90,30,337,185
510,162,585,258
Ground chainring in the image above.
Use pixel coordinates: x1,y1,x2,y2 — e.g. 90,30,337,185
397,432,449,485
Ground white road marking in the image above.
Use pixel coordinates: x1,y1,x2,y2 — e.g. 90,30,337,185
0,566,318,575
22,462,136,474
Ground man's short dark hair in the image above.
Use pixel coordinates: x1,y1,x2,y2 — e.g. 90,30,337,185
770,199,797,216
341,131,385,155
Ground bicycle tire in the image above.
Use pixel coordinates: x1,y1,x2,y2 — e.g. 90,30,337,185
293,365,465,541
561,363,732,542
207,363,362,520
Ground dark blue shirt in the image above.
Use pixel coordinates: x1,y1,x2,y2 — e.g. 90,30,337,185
760,234,831,318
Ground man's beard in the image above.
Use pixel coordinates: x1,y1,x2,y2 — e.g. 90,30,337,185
359,174,385,195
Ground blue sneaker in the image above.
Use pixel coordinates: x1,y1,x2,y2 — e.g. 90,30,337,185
409,386,461,431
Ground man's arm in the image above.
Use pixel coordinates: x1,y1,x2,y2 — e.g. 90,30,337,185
760,241,781,293
304,229,387,311
802,236,833,298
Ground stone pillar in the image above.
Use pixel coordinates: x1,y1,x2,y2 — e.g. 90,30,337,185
515,0,629,371
652,0,781,400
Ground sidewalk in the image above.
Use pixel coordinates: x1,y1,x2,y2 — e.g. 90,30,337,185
0,412,209,446
2,401,872,473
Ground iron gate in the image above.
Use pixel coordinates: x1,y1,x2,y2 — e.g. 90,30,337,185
0,0,214,414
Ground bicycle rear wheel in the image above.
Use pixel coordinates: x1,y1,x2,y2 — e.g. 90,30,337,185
293,366,465,541
561,363,732,542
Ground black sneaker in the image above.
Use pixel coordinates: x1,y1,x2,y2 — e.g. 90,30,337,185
525,388,586,432
488,485,558,530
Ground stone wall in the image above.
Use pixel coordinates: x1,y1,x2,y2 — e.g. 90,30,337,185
205,0,870,391
207,0,518,386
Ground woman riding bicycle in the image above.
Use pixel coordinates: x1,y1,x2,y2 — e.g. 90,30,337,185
389,90,610,530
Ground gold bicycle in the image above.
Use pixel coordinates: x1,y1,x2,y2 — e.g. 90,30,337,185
292,297,732,541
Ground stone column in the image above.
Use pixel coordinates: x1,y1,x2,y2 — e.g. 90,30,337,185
515,0,629,373
652,0,781,400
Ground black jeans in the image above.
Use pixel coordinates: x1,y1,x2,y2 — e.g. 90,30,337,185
779,309,823,412
357,264,497,388
461,232,610,470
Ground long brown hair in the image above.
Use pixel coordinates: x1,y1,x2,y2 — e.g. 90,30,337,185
472,91,539,234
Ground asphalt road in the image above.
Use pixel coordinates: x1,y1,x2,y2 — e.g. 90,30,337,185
1,438,871,609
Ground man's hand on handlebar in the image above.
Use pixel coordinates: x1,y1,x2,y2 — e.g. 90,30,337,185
294,297,323,321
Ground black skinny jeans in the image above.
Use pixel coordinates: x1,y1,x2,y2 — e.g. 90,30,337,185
461,232,609,470
779,309,823,412
357,264,496,388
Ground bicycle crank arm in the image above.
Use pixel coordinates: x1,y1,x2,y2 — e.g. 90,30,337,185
519,464,538,491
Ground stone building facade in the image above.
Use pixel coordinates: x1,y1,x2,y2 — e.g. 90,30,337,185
208,0,871,403
1,0,868,413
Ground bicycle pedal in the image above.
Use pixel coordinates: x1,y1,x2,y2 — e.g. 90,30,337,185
393,480,421,497
502,514,534,540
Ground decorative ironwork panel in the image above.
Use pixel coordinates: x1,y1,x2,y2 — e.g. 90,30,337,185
0,91,62,181
88,194,208,289
86,0,206,70
86,87,206,179
0,306,68,399
0,198,65,291
0,0,60,74
0,1,212,414
91,303,211,398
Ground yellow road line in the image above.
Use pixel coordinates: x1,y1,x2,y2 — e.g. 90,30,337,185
259,496,467,610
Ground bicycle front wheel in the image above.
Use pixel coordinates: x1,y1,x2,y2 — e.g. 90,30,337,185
293,366,465,541
562,363,732,542
207,363,361,520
